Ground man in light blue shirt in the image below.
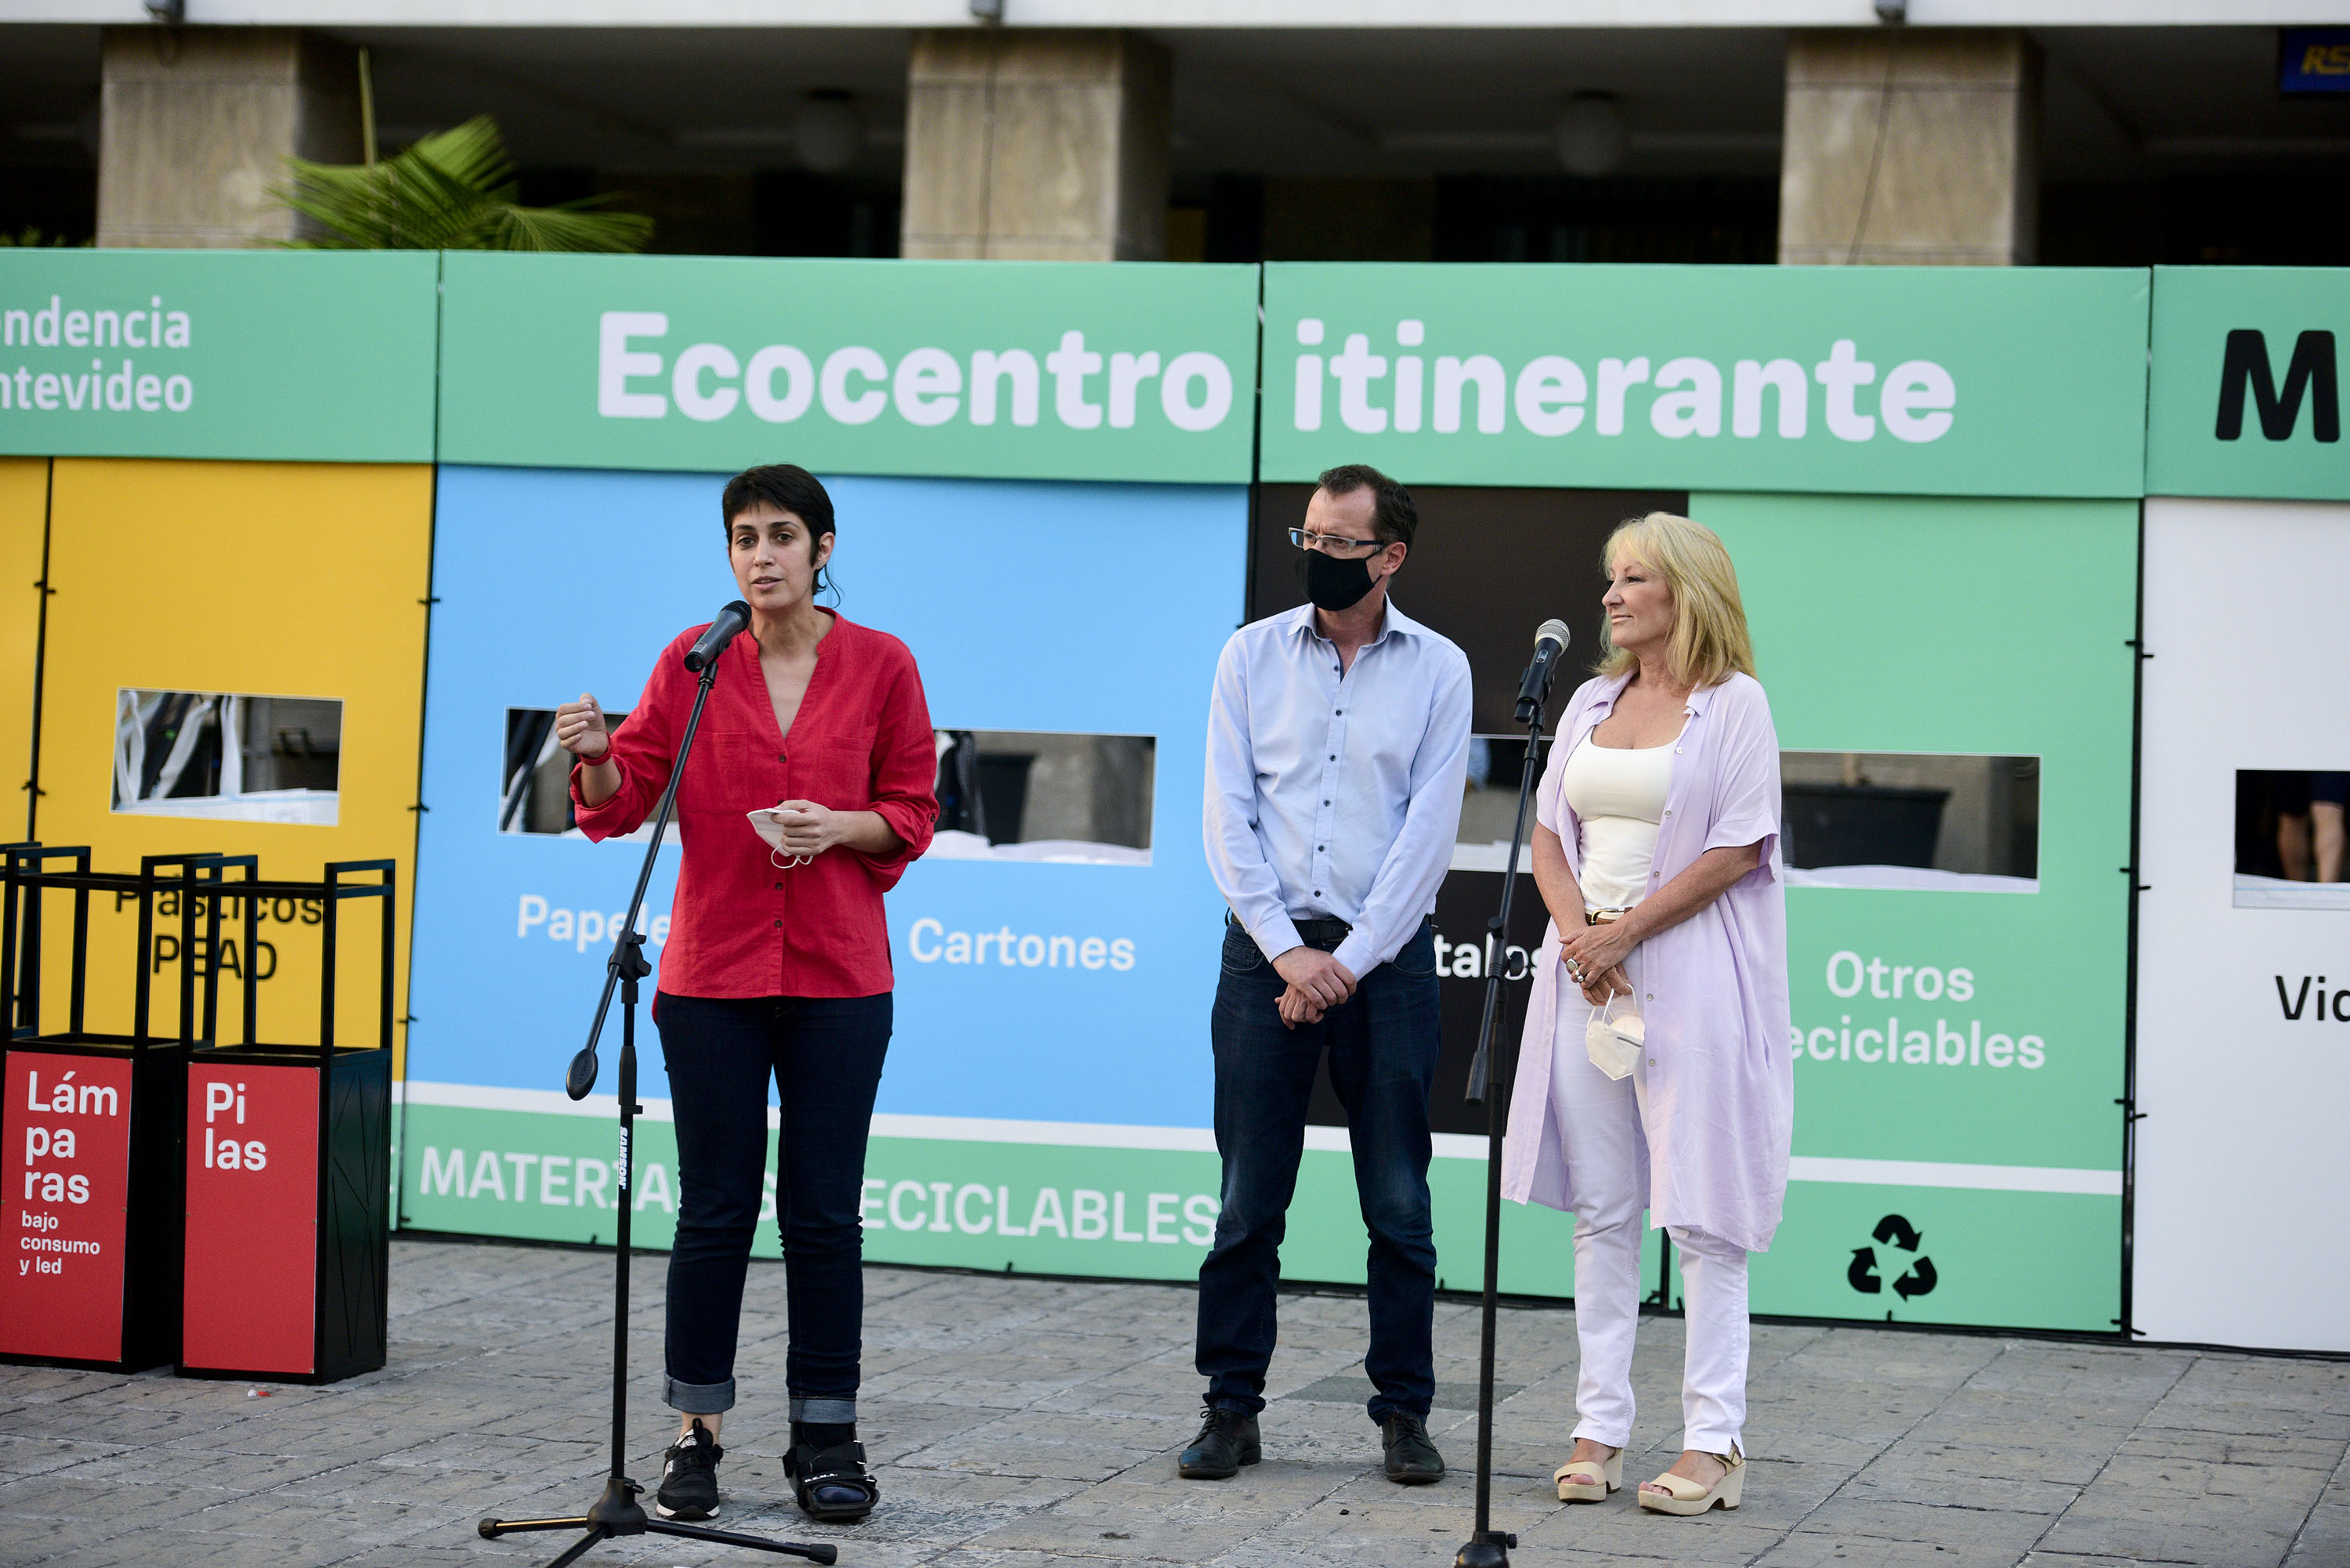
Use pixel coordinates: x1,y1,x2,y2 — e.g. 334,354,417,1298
1181,464,1472,1488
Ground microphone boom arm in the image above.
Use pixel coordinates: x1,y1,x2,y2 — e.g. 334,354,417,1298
565,658,720,1100
1454,669,1554,1568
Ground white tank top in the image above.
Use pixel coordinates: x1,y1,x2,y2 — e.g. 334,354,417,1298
1561,731,1677,911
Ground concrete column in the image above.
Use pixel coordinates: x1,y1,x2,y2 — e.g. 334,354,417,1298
901,29,1170,262
1777,29,2040,266
97,27,360,249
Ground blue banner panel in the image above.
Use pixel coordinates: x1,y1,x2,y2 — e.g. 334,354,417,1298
405,466,1246,1125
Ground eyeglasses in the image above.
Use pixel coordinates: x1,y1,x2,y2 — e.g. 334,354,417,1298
1288,528,1386,558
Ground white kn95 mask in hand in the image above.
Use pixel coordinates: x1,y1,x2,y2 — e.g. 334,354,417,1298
747,806,814,869
1585,995,1644,1082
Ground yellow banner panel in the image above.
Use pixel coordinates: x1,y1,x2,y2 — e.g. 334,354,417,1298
35,460,432,1071
0,459,47,836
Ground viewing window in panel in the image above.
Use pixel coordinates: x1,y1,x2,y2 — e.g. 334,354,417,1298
931,731,1153,866
1455,735,1540,872
2234,770,2349,910
112,690,342,826
502,706,653,840
1780,752,2039,894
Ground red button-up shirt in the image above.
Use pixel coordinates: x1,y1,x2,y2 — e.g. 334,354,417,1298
571,612,938,999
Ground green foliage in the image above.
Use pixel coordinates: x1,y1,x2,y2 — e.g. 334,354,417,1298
0,227,90,247
272,115,652,253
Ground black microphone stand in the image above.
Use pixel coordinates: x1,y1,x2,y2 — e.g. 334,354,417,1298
478,651,837,1567
1451,676,1556,1568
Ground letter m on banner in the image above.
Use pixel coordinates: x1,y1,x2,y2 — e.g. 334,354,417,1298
2215,329,2341,443
420,1147,468,1198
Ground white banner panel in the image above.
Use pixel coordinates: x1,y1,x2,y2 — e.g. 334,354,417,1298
2136,497,2350,1353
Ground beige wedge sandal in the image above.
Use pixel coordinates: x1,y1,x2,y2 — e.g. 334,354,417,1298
1636,1445,1744,1516
1553,1447,1623,1502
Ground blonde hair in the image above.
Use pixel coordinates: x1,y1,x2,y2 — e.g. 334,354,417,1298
1596,511,1757,688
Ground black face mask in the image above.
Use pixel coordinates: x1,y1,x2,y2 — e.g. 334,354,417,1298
1303,547,1378,612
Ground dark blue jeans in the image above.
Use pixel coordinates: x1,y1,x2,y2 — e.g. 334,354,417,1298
656,991,891,1422
1195,917,1441,1424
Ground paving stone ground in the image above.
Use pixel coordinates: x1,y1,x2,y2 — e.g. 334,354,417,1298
2,1237,2345,1567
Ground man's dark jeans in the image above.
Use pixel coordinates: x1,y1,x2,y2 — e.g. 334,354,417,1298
1195,917,1441,1425
656,991,891,1422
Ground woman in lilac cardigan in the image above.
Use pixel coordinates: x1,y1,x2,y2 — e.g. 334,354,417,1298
1500,511,1791,1518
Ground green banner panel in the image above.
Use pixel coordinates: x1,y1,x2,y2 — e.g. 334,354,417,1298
0,249,439,463
1260,264,2149,499
1699,490,2135,1332
1751,1183,2119,1332
436,254,1260,483
398,1100,1619,1299
2147,266,2350,501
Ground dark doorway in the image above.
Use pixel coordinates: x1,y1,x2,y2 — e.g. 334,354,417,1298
1252,482,1687,1136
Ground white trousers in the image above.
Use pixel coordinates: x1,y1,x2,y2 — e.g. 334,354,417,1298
1549,961,1749,1455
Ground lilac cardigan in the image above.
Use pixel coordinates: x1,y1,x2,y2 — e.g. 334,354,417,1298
1499,669,1795,1255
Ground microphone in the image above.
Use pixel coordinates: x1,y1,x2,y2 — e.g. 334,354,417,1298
1514,619,1571,723
682,601,752,672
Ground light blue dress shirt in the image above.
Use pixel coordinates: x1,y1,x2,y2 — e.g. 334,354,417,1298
1203,598,1473,981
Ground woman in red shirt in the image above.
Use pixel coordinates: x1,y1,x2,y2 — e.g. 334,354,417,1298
555,464,936,1526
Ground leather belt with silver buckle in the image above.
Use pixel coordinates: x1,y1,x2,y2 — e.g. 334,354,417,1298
1289,917,1353,951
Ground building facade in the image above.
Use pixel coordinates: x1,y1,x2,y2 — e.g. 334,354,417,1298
3,2,2348,266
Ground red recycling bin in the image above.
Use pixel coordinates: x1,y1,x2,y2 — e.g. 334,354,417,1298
0,847,206,1373
177,859,394,1384
1,1045,183,1368
180,1048,391,1380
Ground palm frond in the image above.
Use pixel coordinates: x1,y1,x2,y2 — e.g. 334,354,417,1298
270,114,653,253
0,226,90,248
486,196,655,255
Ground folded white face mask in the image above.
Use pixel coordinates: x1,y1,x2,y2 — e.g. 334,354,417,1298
1585,995,1645,1082
747,806,813,869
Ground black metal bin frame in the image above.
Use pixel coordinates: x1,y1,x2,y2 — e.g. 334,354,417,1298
1,846,396,1382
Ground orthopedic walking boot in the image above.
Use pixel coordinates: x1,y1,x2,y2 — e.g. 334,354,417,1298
653,1418,723,1520
784,1429,880,1523
1381,1412,1444,1485
1177,1404,1261,1479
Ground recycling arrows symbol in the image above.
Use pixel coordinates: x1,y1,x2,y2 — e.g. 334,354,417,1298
1846,1213,1937,1301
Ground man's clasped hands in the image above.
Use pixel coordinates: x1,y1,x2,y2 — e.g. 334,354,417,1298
1270,915,1639,1028
1271,946,1357,1028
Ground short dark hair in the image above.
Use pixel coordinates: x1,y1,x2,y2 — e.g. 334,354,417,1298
722,464,835,540
1315,464,1417,550
721,464,838,598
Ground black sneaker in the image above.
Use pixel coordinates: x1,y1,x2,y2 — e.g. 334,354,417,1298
1177,1404,1261,1479
1381,1412,1444,1485
654,1419,723,1520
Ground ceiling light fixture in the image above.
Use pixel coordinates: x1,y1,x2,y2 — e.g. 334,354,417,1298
794,92,864,175
1555,92,1626,178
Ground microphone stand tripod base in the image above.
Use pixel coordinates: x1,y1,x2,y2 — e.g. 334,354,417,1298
478,1475,841,1566
1454,1531,1515,1568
